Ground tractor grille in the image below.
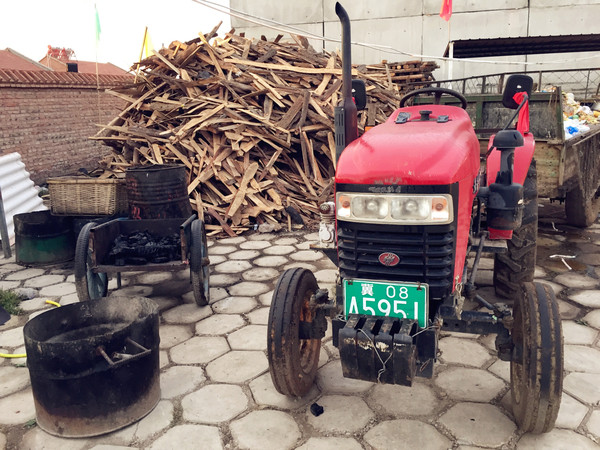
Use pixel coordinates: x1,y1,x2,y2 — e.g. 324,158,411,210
338,221,456,300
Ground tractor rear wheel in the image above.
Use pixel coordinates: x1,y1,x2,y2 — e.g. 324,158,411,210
267,268,321,397
494,161,537,298
510,282,563,433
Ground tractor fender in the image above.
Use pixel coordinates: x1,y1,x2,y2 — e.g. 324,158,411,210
486,132,535,186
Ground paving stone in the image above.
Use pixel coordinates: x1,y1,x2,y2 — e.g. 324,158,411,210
214,260,252,274
562,320,598,345
246,307,269,325
195,314,245,335
583,309,600,329
18,298,52,313
89,446,135,450
147,296,179,312
240,240,270,250
516,428,598,449
439,402,516,447
487,359,510,382
218,236,246,245
60,293,80,305
159,350,169,369
111,285,153,297
296,437,363,450
536,280,564,296
258,290,274,306
435,367,505,402
364,419,451,450
273,237,298,245
367,382,438,416
206,350,268,383
0,366,30,398
254,255,289,267
557,299,581,320
170,336,229,365
534,266,548,278
0,388,36,425
249,372,318,409
22,274,64,288
182,384,248,423
282,262,318,272
206,254,226,265
313,269,337,284
147,424,222,450
0,326,25,348
578,253,600,266
228,250,260,260
160,365,206,399
564,345,600,373
248,233,277,241
290,250,322,262
161,303,212,324
242,267,279,281
263,245,295,256
20,427,89,450
438,337,492,367
564,372,600,404
294,242,312,250
212,296,257,314
306,395,374,433
209,273,241,287
569,290,600,308
555,272,599,289
230,410,300,450
158,325,193,349
228,281,270,297
0,280,20,290
316,360,373,394
228,325,267,350
586,409,600,439
39,282,76,297
5,268,45,281
303,233,319,241
208,245,237,255
555,393,588,429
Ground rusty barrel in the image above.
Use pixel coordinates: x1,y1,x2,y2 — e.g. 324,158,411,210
23,296,160,437
125,164,192,219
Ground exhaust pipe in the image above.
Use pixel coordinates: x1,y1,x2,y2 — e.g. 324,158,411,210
334,2,358,163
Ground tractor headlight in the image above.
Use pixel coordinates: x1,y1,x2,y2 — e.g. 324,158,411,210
336,192,453,224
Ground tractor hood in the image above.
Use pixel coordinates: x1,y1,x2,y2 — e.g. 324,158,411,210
336,105,480,186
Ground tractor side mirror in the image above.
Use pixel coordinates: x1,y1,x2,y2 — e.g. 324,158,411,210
502,75,533,109
352,79,367,111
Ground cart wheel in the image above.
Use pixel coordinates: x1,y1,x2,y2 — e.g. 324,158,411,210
190,219,210,306
511,282,563,434
74,222,108,302
565,185,600,227
267,268,321,397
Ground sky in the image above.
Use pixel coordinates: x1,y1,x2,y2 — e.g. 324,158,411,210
0,0,231,72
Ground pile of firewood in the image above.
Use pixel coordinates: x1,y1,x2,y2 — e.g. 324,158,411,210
94,25,437,236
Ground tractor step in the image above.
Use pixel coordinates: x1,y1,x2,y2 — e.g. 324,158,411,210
472,237,507,253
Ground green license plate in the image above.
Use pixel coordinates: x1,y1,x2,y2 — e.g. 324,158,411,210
343,279,428,328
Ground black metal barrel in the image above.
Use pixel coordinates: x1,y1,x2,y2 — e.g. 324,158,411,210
23,296,160,437
125,165,192,219
14,210,74,265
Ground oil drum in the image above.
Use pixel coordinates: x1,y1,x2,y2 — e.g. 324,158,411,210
14,210,74,265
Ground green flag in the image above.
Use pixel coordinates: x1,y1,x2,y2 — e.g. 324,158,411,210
95,4,101,42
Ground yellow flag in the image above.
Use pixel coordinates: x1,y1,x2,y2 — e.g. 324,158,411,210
143,29,154,58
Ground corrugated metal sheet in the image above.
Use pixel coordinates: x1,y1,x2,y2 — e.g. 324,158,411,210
0,152,46,243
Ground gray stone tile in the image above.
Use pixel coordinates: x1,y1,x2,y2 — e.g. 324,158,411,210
254,255,289,267
537,280,564,296
586,409,600,439
557,299,581,320
0,366,30,398
306,395,374,433
569,290,600,308
0,280,20,290
283,262,318,272
578,253,600,265
0,388,36,426
240,240,270,250
316,360,373,394
205,254,226,266
18,298,52,313
228,250,260,260
487,359,510,382
562,320,598,345
182,384,248,423
208,245,237,255
314,269,337,284
0,433,6,450
584,309,600,329
564,372,600,404
439,402,516,447
39,282,76,297
258,290,274,306
214,260,252,274
554,272,599,289
170,336,229,365
248,233,277,241
60,293,80,306
228,281,270,297
516,428,597,449
367,382,438,416
248,372,318,409
230,410,300,450
195,314,245,335
160,365,206,399
273,237,298,245
438,336,492,367
246,307,269,325
147,424,222,450
290,250,323,262
218,236,246,245
242,267,279,281
227,325,267,351
0,326,25,348
264,245,295,255
474,269,494,286
435,367,505,402
564,345,600,373
206,350,268,383
208,273,241,287
158,325,193,349
159,350,169,369
212,296,257,314
135,272,174,285
20,427,89,450
110,285,153,297
5,268,45,281
555,393,588,429
147,296,179,312
364,419,451,450
161,303,212,324
296,437,363,450
23,274,64,288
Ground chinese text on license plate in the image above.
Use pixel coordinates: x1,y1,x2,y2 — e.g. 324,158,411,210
344,279,428,328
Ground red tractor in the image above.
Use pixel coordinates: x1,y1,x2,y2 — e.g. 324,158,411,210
267,3,563,434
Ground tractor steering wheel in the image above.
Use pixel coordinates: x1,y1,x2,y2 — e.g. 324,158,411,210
399,87,468,109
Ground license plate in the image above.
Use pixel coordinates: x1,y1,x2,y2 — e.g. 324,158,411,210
343,279,428,327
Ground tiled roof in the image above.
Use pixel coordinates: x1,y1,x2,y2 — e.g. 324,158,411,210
76,61,130,76
0,68,133,88
0,49,50,71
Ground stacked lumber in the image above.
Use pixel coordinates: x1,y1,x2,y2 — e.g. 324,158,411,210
94,26,437,236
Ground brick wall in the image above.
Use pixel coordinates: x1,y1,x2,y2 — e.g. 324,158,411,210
0,69,130,184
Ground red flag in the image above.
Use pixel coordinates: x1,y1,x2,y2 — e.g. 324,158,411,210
440,0,452,21
513,92,530,134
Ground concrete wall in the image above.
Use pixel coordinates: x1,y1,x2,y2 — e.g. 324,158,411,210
230,0,600,81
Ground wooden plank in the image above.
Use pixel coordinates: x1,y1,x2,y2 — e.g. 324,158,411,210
226,162,259,218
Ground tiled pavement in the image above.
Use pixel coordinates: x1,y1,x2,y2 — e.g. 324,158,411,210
1,218,600,449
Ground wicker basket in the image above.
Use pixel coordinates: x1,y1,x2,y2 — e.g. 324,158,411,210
47,177,128,216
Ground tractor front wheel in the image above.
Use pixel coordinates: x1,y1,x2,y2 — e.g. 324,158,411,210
510,282,563,433
267,268,321,397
